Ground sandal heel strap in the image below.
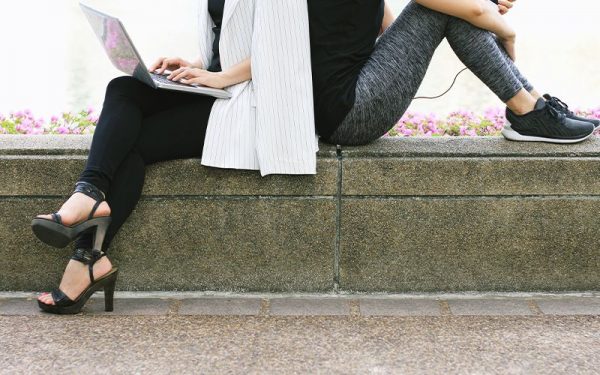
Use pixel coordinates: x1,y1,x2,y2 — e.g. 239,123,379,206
74,181,106,202
70,248,106,284
70,248,106,265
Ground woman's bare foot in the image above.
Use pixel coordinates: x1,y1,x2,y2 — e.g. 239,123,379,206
37,192,111,226
38,256,113,305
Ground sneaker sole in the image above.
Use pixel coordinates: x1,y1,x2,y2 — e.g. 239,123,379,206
501,124,594,144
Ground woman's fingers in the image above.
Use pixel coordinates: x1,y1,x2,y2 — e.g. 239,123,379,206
498,0,515,14
148,57,166,72
181,76,206,86
502,39,517,62
149,57,194,74
158,58,175,74
170,67,196,81
167,67,186,80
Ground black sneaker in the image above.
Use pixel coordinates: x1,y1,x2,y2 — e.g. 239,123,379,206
502,98,594,144
543,94,600,129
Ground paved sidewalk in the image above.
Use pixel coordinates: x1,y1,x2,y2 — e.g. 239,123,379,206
1,293,599,374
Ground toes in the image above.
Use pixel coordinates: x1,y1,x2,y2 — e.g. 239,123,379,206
38,293,54,305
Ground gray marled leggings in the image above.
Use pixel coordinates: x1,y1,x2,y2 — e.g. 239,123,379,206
326,1,534,146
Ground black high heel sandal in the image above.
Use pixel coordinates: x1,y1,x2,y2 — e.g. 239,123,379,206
31,181,111,249
38,248,118,314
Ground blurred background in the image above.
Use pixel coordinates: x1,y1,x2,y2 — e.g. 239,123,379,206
0,0,598,117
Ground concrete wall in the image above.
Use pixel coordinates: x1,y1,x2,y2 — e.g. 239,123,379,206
1,135,598,292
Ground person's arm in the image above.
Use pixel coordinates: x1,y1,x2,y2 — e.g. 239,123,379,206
414,0,516,60
380,1,396,35
168,58,252,89
415,0,513,38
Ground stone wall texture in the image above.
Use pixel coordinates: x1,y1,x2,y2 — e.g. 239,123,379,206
1,135,599,292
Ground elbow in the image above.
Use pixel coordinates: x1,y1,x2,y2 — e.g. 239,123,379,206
470,1,486,18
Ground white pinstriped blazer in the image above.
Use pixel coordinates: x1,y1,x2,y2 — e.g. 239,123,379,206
198,0,318,176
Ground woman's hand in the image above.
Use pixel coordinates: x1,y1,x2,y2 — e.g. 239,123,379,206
168,67,229,89
148,57,198,74
498,0,516,15
499,34,516,61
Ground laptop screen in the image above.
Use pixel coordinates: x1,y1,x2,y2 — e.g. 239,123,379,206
81,5,141,76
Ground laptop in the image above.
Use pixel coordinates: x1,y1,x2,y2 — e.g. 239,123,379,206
80,3,232,99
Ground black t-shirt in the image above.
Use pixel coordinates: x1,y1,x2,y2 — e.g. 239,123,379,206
208,0,225,72
307,0,384,138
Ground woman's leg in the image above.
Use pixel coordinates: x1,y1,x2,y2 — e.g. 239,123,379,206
74,97,216,254
37,77,206,228
79,76,206,194
491,36,535,94
38,85,215,305
326,1,530,146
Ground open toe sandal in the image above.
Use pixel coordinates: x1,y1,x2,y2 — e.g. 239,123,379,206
32,181,111,249
38,248,118,314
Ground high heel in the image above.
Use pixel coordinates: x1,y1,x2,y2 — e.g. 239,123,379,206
31,181,111,248
38,248,118,314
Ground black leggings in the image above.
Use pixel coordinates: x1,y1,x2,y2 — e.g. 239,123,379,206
76,76,215,253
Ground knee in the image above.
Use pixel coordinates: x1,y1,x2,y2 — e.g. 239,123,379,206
105,76,142,97
446,16,493,42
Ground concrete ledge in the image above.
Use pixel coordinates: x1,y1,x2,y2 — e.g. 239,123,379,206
1,135,599,292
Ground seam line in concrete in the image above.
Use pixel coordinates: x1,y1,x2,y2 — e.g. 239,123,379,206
168,299,182,316
527,300,544,316
343,155,600,159
3,292,598,299
349,299,361,317
439,300,452,316
0,195,337,201
334,145,343,293
340,195,600,200
259,298,270,316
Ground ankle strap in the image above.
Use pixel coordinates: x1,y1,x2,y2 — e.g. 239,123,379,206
74,181,106,202
74,181,106,220
70,248,106,283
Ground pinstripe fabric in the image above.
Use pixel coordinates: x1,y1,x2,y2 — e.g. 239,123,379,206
199,0,318,176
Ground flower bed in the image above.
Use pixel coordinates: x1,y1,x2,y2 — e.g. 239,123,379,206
2,107,599,136
0,109,98,135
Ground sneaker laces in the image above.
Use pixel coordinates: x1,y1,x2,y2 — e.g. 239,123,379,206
545,104,567,122
546,95,574,116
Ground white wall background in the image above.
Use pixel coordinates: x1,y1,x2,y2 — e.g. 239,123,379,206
0,0,598,117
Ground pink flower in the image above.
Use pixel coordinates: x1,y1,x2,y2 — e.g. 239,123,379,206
56,126,70,135
28,127,44,135
86,106,94,115
50,115,59,123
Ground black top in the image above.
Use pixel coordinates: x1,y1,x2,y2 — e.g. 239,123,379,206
208,0,225,72
307,0,384,138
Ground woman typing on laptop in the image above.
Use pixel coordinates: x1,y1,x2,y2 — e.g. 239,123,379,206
32,0,316,314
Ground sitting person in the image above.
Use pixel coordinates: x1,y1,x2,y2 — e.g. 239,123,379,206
307,0,599,146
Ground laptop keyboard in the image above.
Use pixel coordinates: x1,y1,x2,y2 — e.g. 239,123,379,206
150,73,197,88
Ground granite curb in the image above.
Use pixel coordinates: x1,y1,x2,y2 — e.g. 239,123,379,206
2,294,599,317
